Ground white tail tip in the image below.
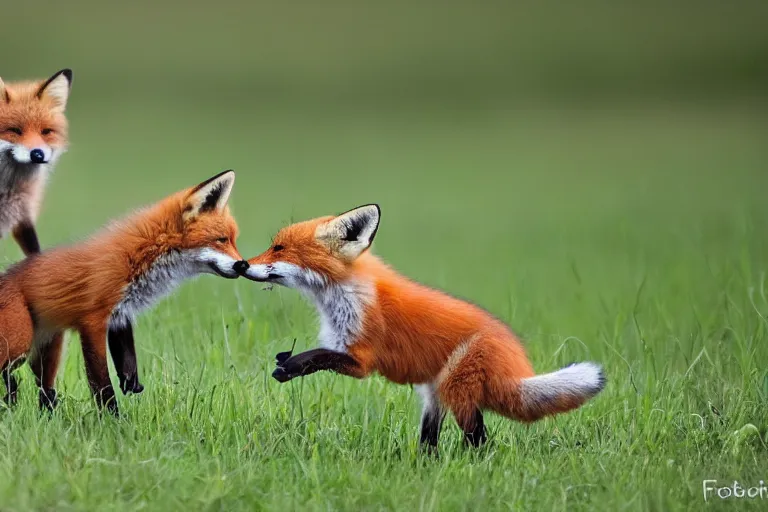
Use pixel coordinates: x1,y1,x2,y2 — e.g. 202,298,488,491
515,362,606,422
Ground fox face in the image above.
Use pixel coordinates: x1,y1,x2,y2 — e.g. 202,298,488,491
0,69,72,167
242,204,380,289
179,170,245,279
109,171,246,328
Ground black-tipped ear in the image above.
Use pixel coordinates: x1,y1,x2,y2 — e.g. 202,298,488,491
184,170,236,220
190,170,232,194
36,69,73,110
199,180,227,213
339,204,381,243
316,204,381,260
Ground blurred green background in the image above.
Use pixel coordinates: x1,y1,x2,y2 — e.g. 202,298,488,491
2,2,768,510
2,1,766,303
2,0,766,336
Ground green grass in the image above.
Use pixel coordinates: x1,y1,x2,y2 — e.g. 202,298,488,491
2,3,768,510
1,101,766,511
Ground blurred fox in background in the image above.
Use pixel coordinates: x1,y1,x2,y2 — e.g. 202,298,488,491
0,69,73,256
241,205,605,450
0,171,247,415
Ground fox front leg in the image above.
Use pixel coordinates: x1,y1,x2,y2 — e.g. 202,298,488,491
108,321,144,395
275,338,298,366
272,348,363,382
12,220,41,256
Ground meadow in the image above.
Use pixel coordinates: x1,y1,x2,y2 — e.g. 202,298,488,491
1,3,768,510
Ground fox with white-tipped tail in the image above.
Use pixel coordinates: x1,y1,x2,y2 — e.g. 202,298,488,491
240,204,605,450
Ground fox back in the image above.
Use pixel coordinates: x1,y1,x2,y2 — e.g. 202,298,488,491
17,170,244,330
243,205,605,450
1,170,246,415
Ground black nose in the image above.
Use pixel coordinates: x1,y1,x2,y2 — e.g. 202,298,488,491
233,260,249,275
30,149,46,164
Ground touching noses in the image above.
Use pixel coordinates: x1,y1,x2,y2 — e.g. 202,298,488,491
233,260,250,276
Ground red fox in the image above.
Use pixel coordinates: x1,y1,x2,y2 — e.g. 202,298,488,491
0,69,73,255
241,205,605,449
0,171,248,415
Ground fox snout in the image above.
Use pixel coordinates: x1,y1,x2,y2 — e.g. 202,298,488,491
241,263,283,282
196,249,247,279
233,260,250,275
241,264,267,282
10,144,53,165
30,149,46,164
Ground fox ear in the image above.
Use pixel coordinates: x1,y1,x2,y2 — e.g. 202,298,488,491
184,170,235,220
316,204,381,260
0,77,7,103
37,69,73,111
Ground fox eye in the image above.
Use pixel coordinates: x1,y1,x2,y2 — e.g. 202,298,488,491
6,127,22,135
216,237,228,244
273,244,284,252
41,128,54,135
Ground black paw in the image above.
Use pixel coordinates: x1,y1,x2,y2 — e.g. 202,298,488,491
418,444,441,459
3,392,18,408
107,401,120,418
39,388,59,412
97,386,120,417
272,366,295,383
3,374,18,407
119,373,144,395
275,338,298,365
275,351,293,365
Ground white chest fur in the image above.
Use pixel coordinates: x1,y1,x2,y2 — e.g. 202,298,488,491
0,191,27,236
0,158,46,234
110,250,202,328
307,279,375,352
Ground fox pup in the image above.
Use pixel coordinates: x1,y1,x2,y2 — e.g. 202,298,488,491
241,205,605,449
0,69,72,255
0,171,248,415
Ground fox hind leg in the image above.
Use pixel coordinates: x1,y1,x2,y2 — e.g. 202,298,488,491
1,353,23,408
439,385,488,448
29,332,64,411
416,383,445,450
441,392,487,448
436,338,489,448
0,293,35,408
461,409,487,447
79,320,119,416
2,366,18,407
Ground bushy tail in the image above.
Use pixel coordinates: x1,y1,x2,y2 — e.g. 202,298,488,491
511,362,605,422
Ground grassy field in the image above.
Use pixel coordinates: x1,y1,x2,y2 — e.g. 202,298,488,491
2,3,768,511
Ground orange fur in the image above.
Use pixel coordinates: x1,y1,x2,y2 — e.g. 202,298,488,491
246,205,605,446
0,172,243,411
20,189,240,327
0,77,69,149
251,242,535,392
1,69,73,257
